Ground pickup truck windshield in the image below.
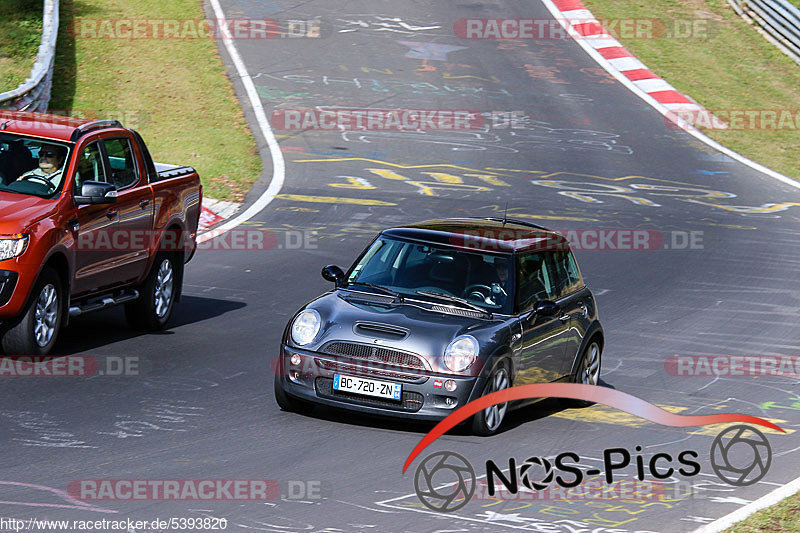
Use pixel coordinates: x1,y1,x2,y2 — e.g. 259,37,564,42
0,133,72,198
347,236,514,313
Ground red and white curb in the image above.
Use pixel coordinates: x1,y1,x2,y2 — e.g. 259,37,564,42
199,198,241,231
541,0,800,190
551,0,712,118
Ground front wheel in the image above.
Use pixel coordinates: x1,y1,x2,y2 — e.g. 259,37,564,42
471,362,511,436
2,268,63,355
125,253,178,330
566,339,602,407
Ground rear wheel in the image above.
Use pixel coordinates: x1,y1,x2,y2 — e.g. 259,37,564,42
471,362,511,436
2,268,63,355
125,253,177,330
565,339,602,407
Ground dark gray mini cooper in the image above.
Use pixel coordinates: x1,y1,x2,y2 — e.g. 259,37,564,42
275,218,603,435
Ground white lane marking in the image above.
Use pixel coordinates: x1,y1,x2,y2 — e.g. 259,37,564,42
541,0,800,191
693,475,800,532
200,0,286,244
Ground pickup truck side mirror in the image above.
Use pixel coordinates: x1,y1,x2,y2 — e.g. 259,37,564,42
74,181,118,205
321,265,345,286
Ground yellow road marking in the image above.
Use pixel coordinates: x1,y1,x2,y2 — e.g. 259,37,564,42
552,404,688,427
686,200,800,214
366,168,408,181
293,157,505,175
688,418,793,436
406,181,490,196
465,174,510,187
422,172,464,184
329,176,376,189
275,194,396,206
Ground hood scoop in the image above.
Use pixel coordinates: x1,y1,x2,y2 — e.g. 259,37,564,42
354,322,409,340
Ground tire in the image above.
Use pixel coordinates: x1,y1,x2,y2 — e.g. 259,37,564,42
125,253,177,331
2,268,63,355
565,338,602,407
274,376,314,415
471,361,511,436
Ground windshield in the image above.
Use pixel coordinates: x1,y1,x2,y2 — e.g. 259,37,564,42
0,133,72,198
347,236,514,313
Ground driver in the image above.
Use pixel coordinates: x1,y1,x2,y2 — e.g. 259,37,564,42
489,261,509,306
16,145,67,186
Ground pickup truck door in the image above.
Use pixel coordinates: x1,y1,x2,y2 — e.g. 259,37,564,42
72,141,120,295
101,137,154,283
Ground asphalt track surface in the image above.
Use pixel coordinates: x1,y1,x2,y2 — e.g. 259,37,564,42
2,1,800,532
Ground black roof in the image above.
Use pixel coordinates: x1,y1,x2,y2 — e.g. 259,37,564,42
381,217,566,253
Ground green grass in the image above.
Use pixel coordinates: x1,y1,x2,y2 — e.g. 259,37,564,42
0,0,43,91
582,0,800,181
49,0,261,200
722,490,800,532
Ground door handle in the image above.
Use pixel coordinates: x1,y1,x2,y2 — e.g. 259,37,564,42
106,210,118,219
139,199,150,208
559,314,570,322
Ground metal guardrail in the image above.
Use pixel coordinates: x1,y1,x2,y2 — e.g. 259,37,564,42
0,0,60,112
730,0,800,64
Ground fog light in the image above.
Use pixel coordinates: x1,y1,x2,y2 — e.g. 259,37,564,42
289,370,300,382
444,379,457,392
445,397,457,406
290,354,302,366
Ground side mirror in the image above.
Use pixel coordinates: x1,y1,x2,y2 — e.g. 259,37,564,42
321,264,345,286
74,181,117,205
533,300,559,317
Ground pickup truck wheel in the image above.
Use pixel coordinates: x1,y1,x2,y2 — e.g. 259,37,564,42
2,268,62,355
125,253,176,330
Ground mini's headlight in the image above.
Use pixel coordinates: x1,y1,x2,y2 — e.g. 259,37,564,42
444,335,478,372
291,309,321,346
0,234,28,261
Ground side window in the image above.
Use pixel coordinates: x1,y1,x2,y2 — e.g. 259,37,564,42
74,142,105,194
103,138,138,190
551,250,584,297
515,252,555,311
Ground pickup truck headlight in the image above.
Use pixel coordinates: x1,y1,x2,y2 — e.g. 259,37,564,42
0,234,29,261
444,335,478,372
291,309,321,346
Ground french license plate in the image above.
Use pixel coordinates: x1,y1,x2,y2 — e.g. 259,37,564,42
333,374,402,401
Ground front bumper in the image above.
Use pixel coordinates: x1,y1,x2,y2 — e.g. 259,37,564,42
278,344,480,421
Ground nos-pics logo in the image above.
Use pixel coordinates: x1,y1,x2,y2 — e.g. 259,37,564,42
402,384,781,514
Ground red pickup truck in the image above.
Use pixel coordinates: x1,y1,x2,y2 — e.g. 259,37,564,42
0,111,202,355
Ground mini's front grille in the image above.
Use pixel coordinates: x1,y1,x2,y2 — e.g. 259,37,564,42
316,358,427,384
315,377,423,412
322,342,425,369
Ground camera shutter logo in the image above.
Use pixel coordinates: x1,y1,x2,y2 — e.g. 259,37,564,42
414,451,475,512
520,456,554,491
711,425,771,486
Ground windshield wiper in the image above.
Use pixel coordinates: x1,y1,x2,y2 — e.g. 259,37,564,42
413,290,490,315
346,281,402,300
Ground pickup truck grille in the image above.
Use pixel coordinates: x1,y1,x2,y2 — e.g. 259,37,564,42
315,377,423,412
321,341,426,370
